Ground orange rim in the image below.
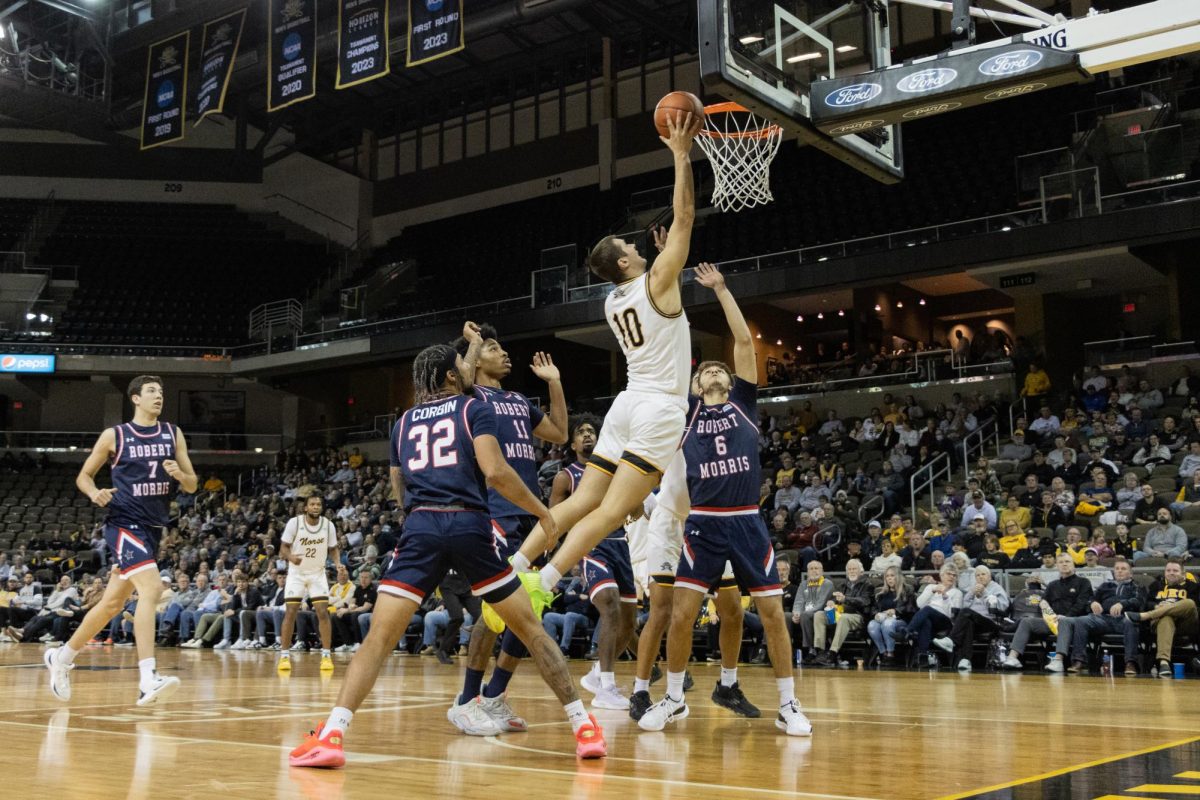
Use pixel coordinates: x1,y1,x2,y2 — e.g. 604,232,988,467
697,102,782,140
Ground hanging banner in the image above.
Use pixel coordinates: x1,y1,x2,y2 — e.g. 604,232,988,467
195,9,246,125
140,31,189,150
268,0,317,112
336,0,390,89
406,0,463,67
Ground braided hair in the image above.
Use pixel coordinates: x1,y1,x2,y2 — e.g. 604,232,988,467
412,344,460,403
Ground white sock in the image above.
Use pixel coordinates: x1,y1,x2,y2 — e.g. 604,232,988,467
511,552,531,573
666,671,685,702
600,671,616,690
280,651,291,659
777,677,796,707
138,658,156,690
564,699,590,733
57,644,79,666
633,677,650,693
324,706,353,736
321,649,331,657
720,667,738,688
539,564,562,593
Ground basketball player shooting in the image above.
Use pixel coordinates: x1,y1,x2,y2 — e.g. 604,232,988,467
512,106,702,596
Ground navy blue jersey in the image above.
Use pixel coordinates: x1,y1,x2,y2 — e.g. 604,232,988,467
561,460,622,541
474,385,545,518
682,377,761,509
107,421,177,528
390,395,498,510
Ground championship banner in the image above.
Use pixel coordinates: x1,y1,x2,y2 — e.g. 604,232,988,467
336,0,390,89
140,31,189,151
406,0,463,67
195,9,246,125
268,0,317,112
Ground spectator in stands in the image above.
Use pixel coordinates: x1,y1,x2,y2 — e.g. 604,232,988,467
1134,509,1189,561
999,495,1031,532
181,574,229,648
1001,554,1093,670
255,573,288,648
1131,483,1167,524
4,575,78,643
1061,527,1089,565
1010,532,1044,569
1124,558,1199,678
935,564,1008,671
876,461,905,515
953,331,971,364
909,566,964,667
977,534,1011,571
3,572,42,630
1021,361,1051,403
813,559,873,668
1132,435,1171,473
1134,380,1164,412
1066,558,1146,675
998,431,1033,470
203,474,225,493
937,484,964,525
1177,442,1200,483
330,570,375,652
867,567,916,666
1031,490,1067,532
798,474,830,513
926,518,958,558
1078,548,1113,589
869,538,903,575
1029,405,1061,443
775,453,797,486
1157,416,1188,453
899,533,931,572
769,511,791,549
330,460,357,483
818,411,844,438
774,474,802,516
959,491,997,532
791,560,834,661
0,576,20,635
1123,408,1152,443
1082,366,1108,394
1076,469,1115,517
1115,473,1142,517
543,568,592,655
1171,469,1200,517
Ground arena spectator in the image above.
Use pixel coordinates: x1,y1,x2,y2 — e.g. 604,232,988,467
255,573,288,648
899,533,931,572
869,539,902,574
1061,558,1146,674
791,561,833,661
1001,554,1093,670
774,474,802,516
4,575,78,643
909,566,963,667
1178,442,1200,483
1134,510,1189,561
959,491,997,532
935,565,1009,670
867,567,916,666
1170,469,1200,516
1124,559,1199,678
813,559,872,668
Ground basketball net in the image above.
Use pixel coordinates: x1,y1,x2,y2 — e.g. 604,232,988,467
694,102,783,213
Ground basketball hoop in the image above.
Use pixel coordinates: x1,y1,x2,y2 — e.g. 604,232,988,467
694,102,783,213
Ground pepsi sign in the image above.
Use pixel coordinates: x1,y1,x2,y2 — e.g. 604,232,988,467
0,354,55,374
824,83,882,108
897,68,957,94
979,49,1044,77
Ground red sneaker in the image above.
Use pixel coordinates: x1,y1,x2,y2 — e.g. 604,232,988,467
103,637,113,645
574,713,607,759
289,722,346,769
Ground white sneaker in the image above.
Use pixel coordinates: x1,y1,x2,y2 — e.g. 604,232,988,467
230,639,247,650
957,658,972,671
478,692,527,732
335,644,353,653
250,641,263,649
932,637,954,653
776,700,813,736
1046,658,1064,673
44,647,73,701
637,695,689,732
1001,653,1022,669
580,665,602,695
446,696,503,736
268,642,281,651
289,642,306,652
180,639,202,649
0,633,11,642
39,633,54,642
136,674,181,707
351,643,361,653
214,639,232,650
592,685,631,710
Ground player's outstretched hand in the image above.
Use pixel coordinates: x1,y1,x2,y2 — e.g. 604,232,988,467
90,488,117,507
462,320,483,344
651,225,668,253
660,110,701,155
530,352,560,383
694,262,725,291
162,459,183,480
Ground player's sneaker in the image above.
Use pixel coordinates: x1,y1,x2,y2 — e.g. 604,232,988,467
289,722,345,769
517,570,553,618
478,692,527,732
637,695,688,731
591,685,630,710
580,665,601,695
446,696,503,736
711,681,761,718
574,713,607,759
776,700,813,736
320,656,334,673
136,674,181,707
44,647,73,701
649,663,662,684
683,670,694,692
278,654,293,673
480,602,506,634
628,690,651,721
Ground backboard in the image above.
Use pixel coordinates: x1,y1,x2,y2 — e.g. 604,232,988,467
698,0,905,183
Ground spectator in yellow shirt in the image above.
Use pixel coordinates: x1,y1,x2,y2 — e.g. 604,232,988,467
348,448,364,469
203,474,225,493
999,495,1032,532
999,520,1029,558
1020,361,1051,399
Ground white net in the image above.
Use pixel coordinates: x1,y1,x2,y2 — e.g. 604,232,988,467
694,103,783,213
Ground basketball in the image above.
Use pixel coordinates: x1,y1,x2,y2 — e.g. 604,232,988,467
654,91,705,137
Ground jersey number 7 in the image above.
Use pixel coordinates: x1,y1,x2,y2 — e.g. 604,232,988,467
407,419,459,469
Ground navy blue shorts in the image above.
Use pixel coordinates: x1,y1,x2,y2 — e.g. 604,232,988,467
381,509,519,605
490,515,537,559
103,520,161,580
583,536,637,604
677,510,782,598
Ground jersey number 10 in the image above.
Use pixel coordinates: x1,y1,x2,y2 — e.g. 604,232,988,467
407,419,459,469
612,308,645,350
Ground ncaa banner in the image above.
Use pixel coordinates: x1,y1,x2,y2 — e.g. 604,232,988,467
407,0,463,67
336,0,390,89
268,0,317,112
195,9,246,125
140,31,189,150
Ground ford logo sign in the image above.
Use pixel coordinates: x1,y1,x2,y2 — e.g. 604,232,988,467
824,83,883,108
978,49,1044,77
902,101,962,119
828,119,886,136
984,82,1046,100
896,68,957,94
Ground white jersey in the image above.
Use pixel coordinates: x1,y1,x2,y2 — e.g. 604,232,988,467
281,515,335,575
605,271,691,396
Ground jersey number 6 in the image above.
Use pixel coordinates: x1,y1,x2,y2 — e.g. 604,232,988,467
407,419,459,470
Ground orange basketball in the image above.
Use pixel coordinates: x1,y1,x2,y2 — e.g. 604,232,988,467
654,91,705,138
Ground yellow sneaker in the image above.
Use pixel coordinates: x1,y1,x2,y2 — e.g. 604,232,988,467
480,602,506,634
319,656,334,673
277,655,292,674
518,571,553,619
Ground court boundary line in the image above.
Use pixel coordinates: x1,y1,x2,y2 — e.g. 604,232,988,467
931,734,1200,800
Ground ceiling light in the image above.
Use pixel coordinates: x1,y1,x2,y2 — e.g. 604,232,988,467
817,312,824,320
919,298,926,306
796,315,803,322
896,301,904,308
0,25,5,41
817,256,828,262
874,304,882,312
836,45,857,53
755,332,762,339
1001,226,1012,232
796,345,803,351
739,35,764,44
776,339,783,346
25,313,35,320
254,447,264,453
837,309,845,317
787,52,822,63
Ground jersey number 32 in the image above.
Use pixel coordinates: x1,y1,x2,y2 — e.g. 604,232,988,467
407,419,459,469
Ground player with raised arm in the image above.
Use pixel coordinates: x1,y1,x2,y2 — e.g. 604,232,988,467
277,494,340,674
638,264,811,736
289,325,605,768
44,375,198,706
446,324,568,735
511,110,701,598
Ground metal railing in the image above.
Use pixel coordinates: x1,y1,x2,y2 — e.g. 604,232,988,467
960,418,1001,481
248,299,303,348
910,451,953,525
1,430,286,452
758,349,956,400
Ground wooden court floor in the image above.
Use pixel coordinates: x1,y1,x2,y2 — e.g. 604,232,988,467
2,644,1199,800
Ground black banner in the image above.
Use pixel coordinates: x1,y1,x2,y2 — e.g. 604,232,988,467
195,9,246,125
337,0,389,89
811,45,1086,137
268,0,317,112
141,32,189,150
407,0,463,67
